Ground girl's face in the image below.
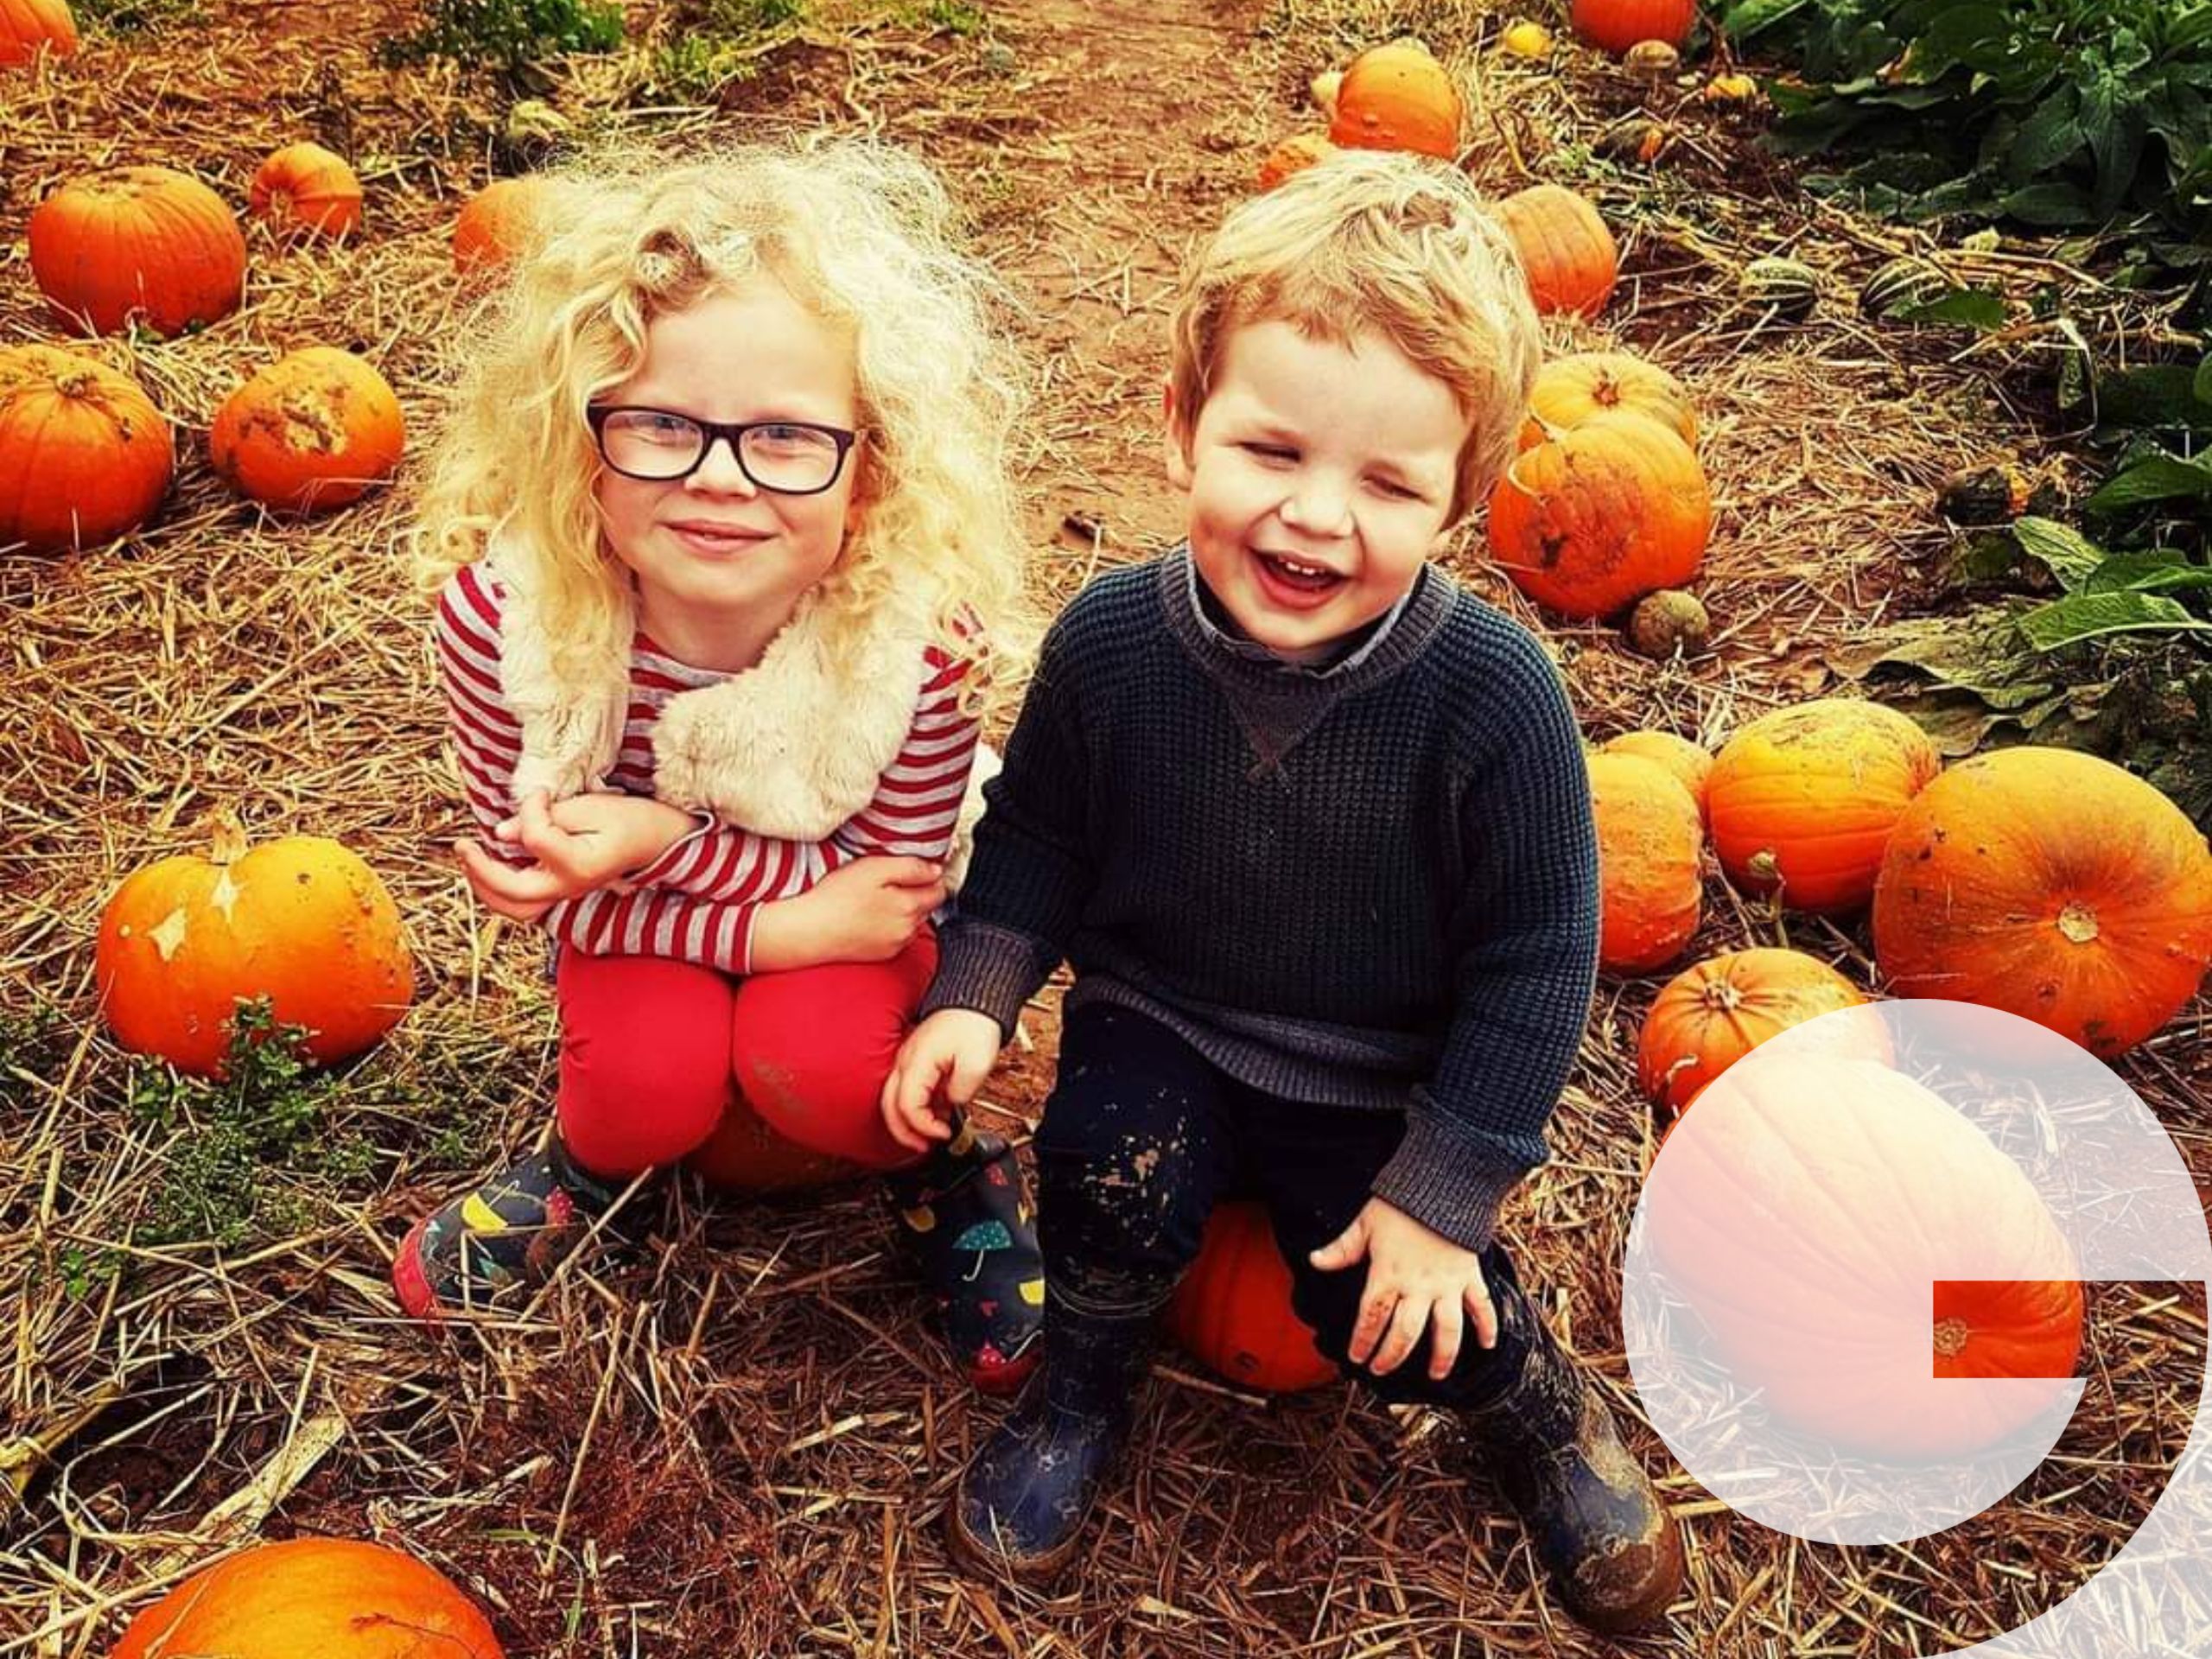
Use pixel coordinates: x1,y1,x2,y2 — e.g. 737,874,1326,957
593,275,864,658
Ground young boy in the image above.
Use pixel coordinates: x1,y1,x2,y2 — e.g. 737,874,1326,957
880,150,1681,1633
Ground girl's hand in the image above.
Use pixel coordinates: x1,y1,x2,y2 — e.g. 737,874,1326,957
455,837,562,922
490,790,696,895
798,855,948,963
1311,1197,1499,1382
880,1008,1004,1154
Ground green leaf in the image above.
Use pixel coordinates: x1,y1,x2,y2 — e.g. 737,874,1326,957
2012,517,2107,591
2084,454,2212,512
2018,592,2212,650
2001,181,2098,224
1723,0,1815,36
1909,6,2014,79
1897,287,2009,329
2009,86,2085,182
2092,365,2212,431
2082,556,2212,594
1823,608,2055,708
2196,354,2212,404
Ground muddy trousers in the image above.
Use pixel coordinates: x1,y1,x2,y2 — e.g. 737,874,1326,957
1034,1001,1544,1406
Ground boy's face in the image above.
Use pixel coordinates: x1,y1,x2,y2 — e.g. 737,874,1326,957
1166,318,1469,661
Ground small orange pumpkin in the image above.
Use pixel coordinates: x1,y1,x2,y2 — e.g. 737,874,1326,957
1571,0,1698,54
95,822,415,1077
251,141,364,238
1327,41,1465,160
210,346,405,513
1707,699,1940,914
111,1537,502,1659
452,176,551,276
0,344,172,554
0,0,76,64
1256,130,1337,191
1600,730,1712,826
1637,946,1885,1112
1872,748,2212,1058
1167,1200,1338,1394
1588,753,1703,975
1520,352,1696,452
28,165,247,337
1492,183,1618,318
686,1093,862,1192
1487,410,1710,618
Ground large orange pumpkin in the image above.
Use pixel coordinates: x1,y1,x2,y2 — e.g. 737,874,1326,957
1492,183,1618,318
111,1537,502,1659
1872,748,2212,1058
28,165,248,337
1167,1201,1338,1394
210,346,405,513
1588,752,1703,975
0,344,172,554
95,823,415,1077
1487,410,1710,618
1707,699,1940,914
1637,946,1885,1112
452,176,551,276
1600,730,1712,826
1520,352,1696,452
1327,41,1465,160
686,1093,862,1192
251,141,364,238
0,0,76,63
1571,0,1699,54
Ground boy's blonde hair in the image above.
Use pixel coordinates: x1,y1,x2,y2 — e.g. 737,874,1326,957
413,137,1035,712
1167,149,1541,526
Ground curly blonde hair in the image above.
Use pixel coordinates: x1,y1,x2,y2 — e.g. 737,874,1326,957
413,137,1036,712
1166,149,1541,527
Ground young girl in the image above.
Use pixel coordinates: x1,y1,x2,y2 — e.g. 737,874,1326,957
396,139,1045,1393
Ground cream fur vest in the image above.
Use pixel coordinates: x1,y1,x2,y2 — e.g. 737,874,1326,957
485,533,996,888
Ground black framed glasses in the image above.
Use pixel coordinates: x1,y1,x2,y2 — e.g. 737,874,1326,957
586,405,862,495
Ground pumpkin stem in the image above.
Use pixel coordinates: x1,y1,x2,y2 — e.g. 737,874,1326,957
208,811,250,866
2056,902,2099,945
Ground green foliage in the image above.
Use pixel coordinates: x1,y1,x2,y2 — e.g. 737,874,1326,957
1725,0,2212,265
647,0,809,100
383,0,626,79
0,1001,64,1115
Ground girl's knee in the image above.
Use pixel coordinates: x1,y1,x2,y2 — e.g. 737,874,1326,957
730,970,912,1168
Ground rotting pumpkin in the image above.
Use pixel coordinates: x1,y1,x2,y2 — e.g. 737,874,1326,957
210,346,405,514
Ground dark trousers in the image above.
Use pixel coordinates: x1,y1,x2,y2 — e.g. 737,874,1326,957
1036,1001,1543,1408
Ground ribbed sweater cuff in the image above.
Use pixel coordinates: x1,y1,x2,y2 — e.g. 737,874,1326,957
1370,1108,1541,1253
918,920,1052,1039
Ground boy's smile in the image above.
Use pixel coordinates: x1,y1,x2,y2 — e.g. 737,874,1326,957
1166,317,1470,662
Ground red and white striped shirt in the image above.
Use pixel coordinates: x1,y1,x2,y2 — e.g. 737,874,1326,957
436,563,979,975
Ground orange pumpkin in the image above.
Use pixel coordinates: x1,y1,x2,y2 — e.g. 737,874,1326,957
1492,183,1618,318
1256,130,1336,191
210,346,405,513
111,1537,502,1659
1637,946,1885,1112
1588,753,1703,975
686,1093,862,1192
0,0,76,63
1328,41,1464,159
1571,0,1698,54
0,344,172,554
1707,699,1940,914
1520,352,1696,452
95,823,415,1077
452,176,550,276
1487,410,1710,618
1600,730,1712,826
1167,1200,1338,1394
28,165,248,337
251,141,364,238
1872,748,2212,1058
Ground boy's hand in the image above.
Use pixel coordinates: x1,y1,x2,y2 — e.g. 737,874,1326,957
798,855,948,963
1311,1197,1499,1381
880,1008,1004,1154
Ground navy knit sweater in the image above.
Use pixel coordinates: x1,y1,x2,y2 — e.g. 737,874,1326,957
922,547,1600,1249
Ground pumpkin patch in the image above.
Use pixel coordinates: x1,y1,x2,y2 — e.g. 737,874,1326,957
1588,751,1704,975
251,141,365,238
0,0,76,63
28,164,248,337
1167,1200,1338,1394
1492,183,1618,318
209,346,405,513
0,344,172,553
1637,946,1885,1112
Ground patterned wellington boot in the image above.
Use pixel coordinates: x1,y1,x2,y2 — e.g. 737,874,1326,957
392,1140,620,1324
947,1297,1155,1584
1457,1320,1684,1634
884,1115,1044,1393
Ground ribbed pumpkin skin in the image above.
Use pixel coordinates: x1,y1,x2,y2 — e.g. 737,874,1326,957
0,0,76,63
1327,41,1464,159
1493,183,1618,317
210,346,405,512
1872,748,2212,1058
452,177,549,275
94,832,415,1077
1570,0,1697,54
0,344,172,553
1601,730,1712,826
686,1093,861,1192
111,1538,503,1659
1637,946,1883,1111
1707,699,1940,913
251,141,364,238
1520,352,1696,452
1589,753,1703,975
29,165,247,336
1167,1201,1338,1394
1488,410,1710,618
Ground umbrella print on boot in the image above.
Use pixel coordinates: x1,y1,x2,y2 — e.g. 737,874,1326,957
952,1219,1013,1281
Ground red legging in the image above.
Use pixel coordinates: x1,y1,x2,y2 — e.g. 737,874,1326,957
554,930,935,1179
